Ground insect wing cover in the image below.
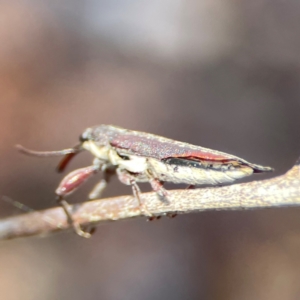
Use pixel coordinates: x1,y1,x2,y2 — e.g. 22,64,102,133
106,128,273,173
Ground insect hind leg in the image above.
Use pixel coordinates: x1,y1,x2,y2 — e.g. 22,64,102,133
145,167,169,204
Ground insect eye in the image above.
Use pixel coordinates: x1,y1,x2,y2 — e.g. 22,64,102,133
79,128,93,143
79,134,89,143
79,135,88,143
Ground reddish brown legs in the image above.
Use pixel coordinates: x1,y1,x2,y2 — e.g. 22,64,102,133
146,168,176,219
16,144,97,237
56,164,99,238
146,170,169,204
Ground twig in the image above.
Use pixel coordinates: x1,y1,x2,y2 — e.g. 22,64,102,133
1,156,300,240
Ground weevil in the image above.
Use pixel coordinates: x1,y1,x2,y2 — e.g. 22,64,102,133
17,124,273,238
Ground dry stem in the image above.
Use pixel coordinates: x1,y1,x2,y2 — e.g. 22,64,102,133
1,157,299,240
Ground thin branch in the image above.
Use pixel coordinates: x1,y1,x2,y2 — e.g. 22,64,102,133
1,157,300,240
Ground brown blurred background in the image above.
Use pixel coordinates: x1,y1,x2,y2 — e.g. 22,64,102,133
0,1,300,299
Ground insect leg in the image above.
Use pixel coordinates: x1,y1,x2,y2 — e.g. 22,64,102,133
89,167,116,200
145,169,169,204
116,168,152,217
57,197,94,238
55,159,103,238
88,179,107,200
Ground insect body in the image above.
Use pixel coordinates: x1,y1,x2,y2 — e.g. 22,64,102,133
18,125,273,238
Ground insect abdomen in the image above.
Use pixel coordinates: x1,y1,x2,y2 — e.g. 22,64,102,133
148,158,253,185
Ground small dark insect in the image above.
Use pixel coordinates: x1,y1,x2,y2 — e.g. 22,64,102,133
17,125,273,238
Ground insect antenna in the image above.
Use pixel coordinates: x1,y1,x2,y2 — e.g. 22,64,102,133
2,195,36,213
16,144,83,173
16,144,79,157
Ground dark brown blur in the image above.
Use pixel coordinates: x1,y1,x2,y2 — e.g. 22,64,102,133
1,1,300,300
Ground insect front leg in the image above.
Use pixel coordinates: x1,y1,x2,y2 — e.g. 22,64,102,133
56,159,103,238
89,167,116,200
116,168,152,217
56,197,95,238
